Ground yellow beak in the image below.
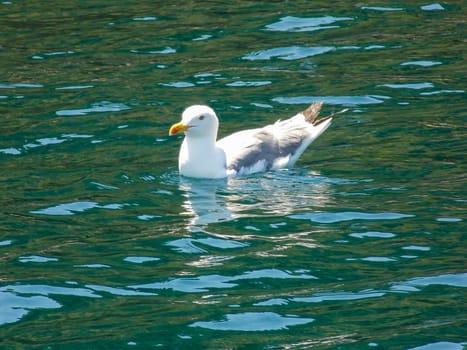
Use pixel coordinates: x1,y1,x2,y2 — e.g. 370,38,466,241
169,122,190,136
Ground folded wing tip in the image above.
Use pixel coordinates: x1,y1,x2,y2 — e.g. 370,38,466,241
302,102,324,124
302,102,349,126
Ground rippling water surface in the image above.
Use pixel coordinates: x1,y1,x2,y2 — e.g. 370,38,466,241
1,1,466,349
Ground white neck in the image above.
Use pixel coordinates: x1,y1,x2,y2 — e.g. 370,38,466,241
179,135,227,178
185,135,216,157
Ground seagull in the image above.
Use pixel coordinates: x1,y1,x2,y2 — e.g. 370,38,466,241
169,102,347,178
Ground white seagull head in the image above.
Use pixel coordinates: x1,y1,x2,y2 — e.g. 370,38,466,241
169,105,219,139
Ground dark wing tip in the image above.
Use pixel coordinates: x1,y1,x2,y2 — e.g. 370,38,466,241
302,102,324,124
302,102,349,126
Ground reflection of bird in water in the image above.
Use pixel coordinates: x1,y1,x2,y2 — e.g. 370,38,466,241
179,171,332,229
167,172,331,257
179,177,232,227
169,102,347,179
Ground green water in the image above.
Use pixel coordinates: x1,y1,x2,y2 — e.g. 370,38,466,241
1,1,466,349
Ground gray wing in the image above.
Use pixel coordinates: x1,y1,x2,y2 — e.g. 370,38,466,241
215,102,343,176
217,127,306,174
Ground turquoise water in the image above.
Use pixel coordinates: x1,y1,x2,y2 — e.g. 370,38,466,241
1,1,466,349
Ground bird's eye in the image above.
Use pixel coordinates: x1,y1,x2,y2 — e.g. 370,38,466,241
198,115,205,121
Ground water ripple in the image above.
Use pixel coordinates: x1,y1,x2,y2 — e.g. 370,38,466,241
0,290,61,325
159,81,195,88
265,15,353,32
74,264,111,268
401,60,442,67
293,290,386,303
349,231,396,239
409,342,465,350
132,16,157,21
55,85,94,90
19,255,58,263
0,82,44,89
289,211,414,223
132,274,236,293
85,284,156,296
123,256,161,264
192,34,212,41
190,312,314,331
379,82,434,90
0,239,13,246
130,46,176,54
273,95,390,106
361,6,404,11
391,272,467,291
420,4,445,11
1,284,100,298
56,101,130,116
1,133,94,155
166,237,248,254
243,46,334,61
30,201,128,216
131,269,316,293
226,80,271,87
254,273,467,308
420,90,464,96
402,245,431,251
360,256,398,262
32,51,75,60
0,147,21,155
